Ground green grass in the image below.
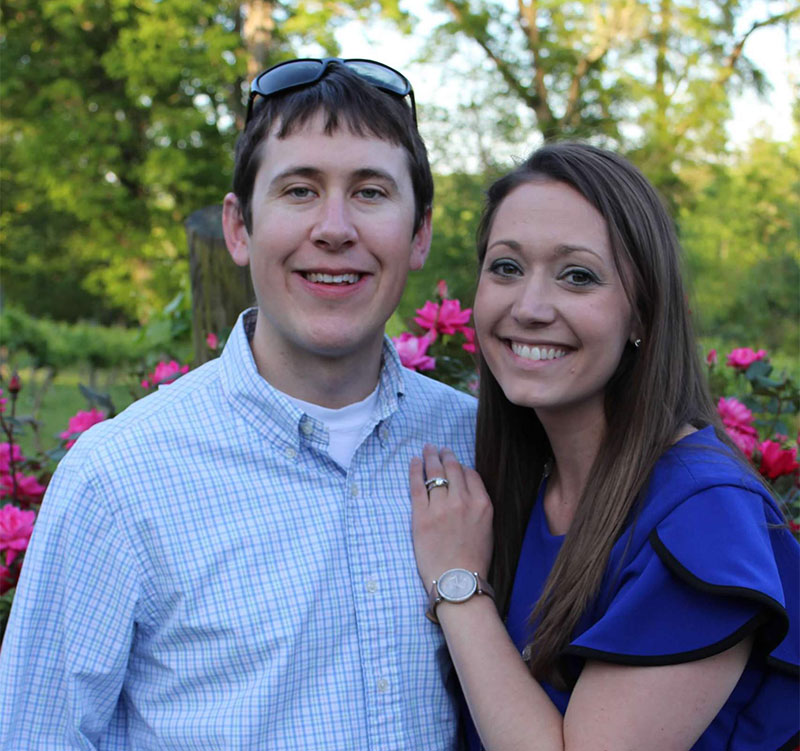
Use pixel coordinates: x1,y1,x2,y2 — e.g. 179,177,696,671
3,366,136,459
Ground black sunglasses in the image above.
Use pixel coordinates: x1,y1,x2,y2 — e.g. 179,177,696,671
245,57,417,126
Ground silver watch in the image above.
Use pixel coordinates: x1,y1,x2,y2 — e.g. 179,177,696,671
426,568,495,624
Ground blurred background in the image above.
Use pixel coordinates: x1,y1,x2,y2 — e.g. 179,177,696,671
1,0,798,434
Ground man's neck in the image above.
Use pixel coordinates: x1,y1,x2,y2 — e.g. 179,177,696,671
249,316,384,409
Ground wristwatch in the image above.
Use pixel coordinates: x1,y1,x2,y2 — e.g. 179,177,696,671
426,568,495,624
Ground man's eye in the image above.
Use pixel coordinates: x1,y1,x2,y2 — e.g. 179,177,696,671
357,187,385,200
287,187,313,198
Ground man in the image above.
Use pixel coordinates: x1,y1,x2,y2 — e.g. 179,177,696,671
0,59,475,749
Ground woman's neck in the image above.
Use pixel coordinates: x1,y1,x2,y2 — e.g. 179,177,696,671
538,407,607,535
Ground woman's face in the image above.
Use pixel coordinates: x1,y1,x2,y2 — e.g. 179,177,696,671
474,179,635,422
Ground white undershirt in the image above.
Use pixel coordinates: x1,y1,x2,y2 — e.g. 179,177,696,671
284,385,380,470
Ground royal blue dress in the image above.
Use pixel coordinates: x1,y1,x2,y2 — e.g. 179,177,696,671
466,427,799,750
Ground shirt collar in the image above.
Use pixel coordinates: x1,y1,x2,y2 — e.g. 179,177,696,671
219,308,407,445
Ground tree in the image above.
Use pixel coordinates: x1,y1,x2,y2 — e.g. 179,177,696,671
426,0,799,199
681,134,800,353
0,0,407,323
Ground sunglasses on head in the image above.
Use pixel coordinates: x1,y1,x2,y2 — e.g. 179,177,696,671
245,57,417,126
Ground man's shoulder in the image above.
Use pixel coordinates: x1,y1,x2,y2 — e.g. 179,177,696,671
64,358,224,468
401,369,477,412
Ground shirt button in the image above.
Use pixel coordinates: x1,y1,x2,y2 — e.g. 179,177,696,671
284,447,297,460
350,485,359,498
379,427,389,441
301,420,313,436
376,678,389,693
365,578,378,593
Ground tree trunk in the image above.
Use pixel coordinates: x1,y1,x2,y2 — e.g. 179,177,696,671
186,205,254,365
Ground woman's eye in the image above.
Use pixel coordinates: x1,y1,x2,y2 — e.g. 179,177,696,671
487,259,522,277
561,268,598,286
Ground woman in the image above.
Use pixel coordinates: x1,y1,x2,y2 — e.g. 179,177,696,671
410,143,798,750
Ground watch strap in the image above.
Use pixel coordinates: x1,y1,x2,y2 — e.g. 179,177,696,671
425,571,495,625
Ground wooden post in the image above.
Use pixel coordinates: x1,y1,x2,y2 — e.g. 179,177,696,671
186,205,254,365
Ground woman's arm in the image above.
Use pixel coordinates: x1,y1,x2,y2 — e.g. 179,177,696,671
411,446,752,751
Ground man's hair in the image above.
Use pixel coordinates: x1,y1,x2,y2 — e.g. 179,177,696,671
474,142,735,688
232,61,433,235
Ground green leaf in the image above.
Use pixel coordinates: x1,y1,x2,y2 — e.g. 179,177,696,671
745,359,773,380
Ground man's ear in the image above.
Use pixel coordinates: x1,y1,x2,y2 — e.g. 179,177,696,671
409,208,433,271
222,192,251,267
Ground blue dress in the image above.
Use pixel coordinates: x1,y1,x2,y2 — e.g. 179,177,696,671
467,427,799,750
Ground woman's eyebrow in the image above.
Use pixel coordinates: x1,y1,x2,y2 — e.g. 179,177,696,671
554,243,605,262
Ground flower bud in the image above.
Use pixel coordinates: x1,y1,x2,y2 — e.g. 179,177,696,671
7,372,21,395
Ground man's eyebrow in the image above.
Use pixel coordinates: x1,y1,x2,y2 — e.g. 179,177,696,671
351,168,399,191
269,166,400,192
269,166,324,185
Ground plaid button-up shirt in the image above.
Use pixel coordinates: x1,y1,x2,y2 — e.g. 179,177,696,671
1,309,476,750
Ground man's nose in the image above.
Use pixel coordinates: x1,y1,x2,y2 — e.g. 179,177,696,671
309,195,358,250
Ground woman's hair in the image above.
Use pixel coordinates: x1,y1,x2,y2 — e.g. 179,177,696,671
475,142,725,688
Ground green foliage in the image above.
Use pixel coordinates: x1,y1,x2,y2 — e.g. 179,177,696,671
134,288,194,367
681,136,800,352
0,0,410,324
1,307,149,371
427,0,799,200
399,171,488,323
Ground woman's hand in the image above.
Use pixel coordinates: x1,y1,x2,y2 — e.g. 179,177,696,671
410,444,494,588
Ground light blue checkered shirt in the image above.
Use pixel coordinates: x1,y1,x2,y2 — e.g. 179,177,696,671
0,309,476,750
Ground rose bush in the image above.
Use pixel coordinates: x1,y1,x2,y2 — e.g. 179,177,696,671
392,282,478,392
708,347,799,531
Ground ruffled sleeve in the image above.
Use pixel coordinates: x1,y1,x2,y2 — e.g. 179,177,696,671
563,484,799,673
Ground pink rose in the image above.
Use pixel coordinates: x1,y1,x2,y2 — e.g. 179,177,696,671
758,440,800,481
0,473,47,506
59,408,106,449
0,443,25,474
0,388,6,414
0,504,36,565
437,299,473,335
726,347,767,371
206,332,219,350
717,397,759,458
706,349,717,366
391,333,436,372
413,299,473,337
413,301,441,336
142,360,190,389
461,326,477,354
717,397,753,428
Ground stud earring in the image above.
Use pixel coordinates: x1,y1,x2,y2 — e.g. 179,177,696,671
634,338,642,348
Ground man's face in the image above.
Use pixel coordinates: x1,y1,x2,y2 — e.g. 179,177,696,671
224,113,431,386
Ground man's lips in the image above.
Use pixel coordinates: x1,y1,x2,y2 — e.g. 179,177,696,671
295,270,370,298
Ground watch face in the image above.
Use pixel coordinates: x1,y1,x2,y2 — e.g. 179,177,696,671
438,569,477,602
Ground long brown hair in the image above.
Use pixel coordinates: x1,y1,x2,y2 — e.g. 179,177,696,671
475,143,724,688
